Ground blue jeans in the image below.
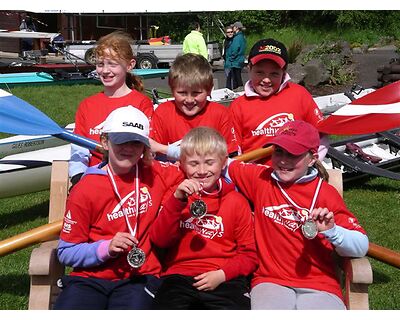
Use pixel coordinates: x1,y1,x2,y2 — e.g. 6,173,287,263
53,275,162,310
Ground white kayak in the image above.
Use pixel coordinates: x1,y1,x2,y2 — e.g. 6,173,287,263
0,124,74,159
0,145,70,198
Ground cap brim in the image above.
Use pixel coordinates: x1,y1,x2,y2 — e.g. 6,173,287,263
269,137,310,156
250,53,286,68
108,132,150,147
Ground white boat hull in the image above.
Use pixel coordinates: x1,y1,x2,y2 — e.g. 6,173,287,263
0,145,70,198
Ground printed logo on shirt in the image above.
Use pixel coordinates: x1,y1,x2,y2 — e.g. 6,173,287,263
88,121,105,136
62,210,77,234
262,204,307,232
106,187,153,222
180,215,224,239
251,113,294,137
348,217,362,229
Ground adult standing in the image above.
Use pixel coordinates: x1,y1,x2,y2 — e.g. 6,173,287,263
222,25,235,88
225,21,246,90
182,22,208,60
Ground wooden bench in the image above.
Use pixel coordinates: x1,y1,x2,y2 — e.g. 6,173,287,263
28,161,373,309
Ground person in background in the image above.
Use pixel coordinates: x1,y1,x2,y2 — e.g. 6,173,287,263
225,21,246,91
69,31,153,187
229,38,328,166
225,120,369,310
150,127,257,310
182,22,208,60
150,53,239,161
19,16,37,53
54,106,183,310
222,25,235,89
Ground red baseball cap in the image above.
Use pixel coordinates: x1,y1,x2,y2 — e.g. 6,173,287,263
269,120,320,155
249,38,288,68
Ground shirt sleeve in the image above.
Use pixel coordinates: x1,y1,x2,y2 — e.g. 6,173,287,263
69,144,90,177
150,195,187,248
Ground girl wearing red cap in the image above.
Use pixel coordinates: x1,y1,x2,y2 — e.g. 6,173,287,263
69,31,154,187
229,38,328,166
225,120,368,309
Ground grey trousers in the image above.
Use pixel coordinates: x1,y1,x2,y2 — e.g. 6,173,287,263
250,282,346,310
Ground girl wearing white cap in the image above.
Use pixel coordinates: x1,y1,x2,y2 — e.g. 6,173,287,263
55,106,183,309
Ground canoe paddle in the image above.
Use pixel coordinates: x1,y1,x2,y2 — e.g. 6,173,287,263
0,89,103,153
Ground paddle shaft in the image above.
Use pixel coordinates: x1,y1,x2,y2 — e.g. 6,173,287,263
0,220,62,257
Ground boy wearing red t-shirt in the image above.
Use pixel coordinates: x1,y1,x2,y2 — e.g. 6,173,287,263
150,127,257,309
150,53,239,160
226,120,369,309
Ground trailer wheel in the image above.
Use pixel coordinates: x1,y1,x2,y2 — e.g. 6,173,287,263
84,48,95,65
137,54,158,69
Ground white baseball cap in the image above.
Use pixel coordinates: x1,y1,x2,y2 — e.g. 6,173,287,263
102,106,150,147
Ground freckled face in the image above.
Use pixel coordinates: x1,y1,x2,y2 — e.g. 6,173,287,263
96,49,135,90
249,60,285,98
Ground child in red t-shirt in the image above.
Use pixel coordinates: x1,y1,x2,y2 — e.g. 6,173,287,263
69,31,153,186
226,120,369,310
55,106,182,310
150,127,257,309
229,38,328,165
150,53,239,160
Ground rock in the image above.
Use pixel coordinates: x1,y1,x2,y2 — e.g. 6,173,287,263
287,63,306,84
303,58,330,86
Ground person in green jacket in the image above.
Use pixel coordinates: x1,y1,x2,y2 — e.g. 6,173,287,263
225,21,246,90
183,22,208,60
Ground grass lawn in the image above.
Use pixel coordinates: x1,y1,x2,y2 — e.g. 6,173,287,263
1,84,400,309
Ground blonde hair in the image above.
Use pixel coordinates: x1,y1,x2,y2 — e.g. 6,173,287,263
95,31,144,92
100,133,153,167
180,127,227,162
168,53,213,92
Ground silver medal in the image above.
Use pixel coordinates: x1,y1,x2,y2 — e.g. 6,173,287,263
127,246,146,268
190,199,207,218
302,219,318,240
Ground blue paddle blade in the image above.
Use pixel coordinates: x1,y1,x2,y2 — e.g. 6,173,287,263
0,89,63,135
0,89,102,152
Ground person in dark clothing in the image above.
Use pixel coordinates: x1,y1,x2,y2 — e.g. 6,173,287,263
225,21,246,91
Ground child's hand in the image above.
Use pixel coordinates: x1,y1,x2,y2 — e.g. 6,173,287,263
310,207,335,232
193,270,226,291
174,179,202,200
108,232,138,256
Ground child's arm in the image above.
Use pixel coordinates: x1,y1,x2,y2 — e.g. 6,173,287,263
311,207,369,257
57,232,138,268
149,138,181,160
150,179,202,248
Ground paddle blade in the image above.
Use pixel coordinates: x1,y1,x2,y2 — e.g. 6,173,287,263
0,89,63,135
318,81,400,135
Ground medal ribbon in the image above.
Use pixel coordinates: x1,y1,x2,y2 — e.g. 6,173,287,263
200,178,222,196
276,178,323,222
107,165,139,239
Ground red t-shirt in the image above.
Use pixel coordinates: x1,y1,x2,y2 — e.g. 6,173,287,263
150,100,239,156
60,160,183,280
74,90,153,166
228,161,366,299
150,179,258,281
229,83,324,163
